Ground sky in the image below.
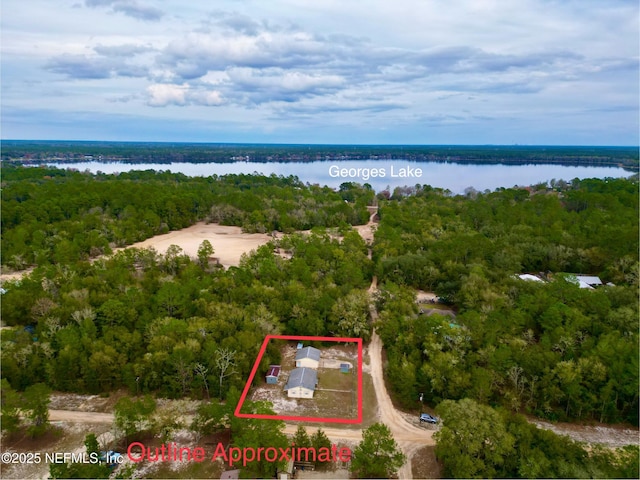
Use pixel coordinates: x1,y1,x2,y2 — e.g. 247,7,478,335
1,0,638,145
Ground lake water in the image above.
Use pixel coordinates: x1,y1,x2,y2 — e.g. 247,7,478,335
45,160,631,194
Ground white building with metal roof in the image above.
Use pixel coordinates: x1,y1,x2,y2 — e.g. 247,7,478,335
295,346,321,369
284,367,318,398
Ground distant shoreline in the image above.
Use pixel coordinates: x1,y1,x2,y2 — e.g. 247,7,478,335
8,158,637,173
1,140,638,171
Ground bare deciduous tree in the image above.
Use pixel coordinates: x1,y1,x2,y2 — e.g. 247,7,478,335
215,348,236,399
194,363,210,400
175,358,193,397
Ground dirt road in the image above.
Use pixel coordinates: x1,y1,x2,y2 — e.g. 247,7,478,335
353,207,378,246
357,207,434,479
530,419,639,448
50,410,114,424
368,331,436,479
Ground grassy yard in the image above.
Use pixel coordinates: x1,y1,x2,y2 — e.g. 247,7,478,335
317,368,354,392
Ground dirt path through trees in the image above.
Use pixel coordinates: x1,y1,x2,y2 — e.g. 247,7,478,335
358,206,433,479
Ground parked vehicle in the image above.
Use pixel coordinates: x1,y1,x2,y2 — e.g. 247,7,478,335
419,413,438,424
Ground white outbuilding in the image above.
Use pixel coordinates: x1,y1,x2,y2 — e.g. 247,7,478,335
295,346,321,369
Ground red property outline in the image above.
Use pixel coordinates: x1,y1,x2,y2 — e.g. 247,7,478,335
234,335,363,424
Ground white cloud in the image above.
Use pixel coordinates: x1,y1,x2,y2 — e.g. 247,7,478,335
146,83,225,107
189,90,224,106
146,83,188,107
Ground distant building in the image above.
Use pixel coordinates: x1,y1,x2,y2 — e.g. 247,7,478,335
284,368,317,398
560,274,604,289
573,275,603,289
516,274,544,283
266,365,281,384
295,346,321,369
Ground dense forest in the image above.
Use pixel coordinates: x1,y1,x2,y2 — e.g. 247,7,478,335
374,178,639,424
1,229,373,397
1,165,638,478
2,140,638,170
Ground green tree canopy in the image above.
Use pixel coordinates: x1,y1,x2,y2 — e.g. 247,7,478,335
350,422,406,478
114,395,157,442
434,398,515,478
0,379,21,434
23,383,51,437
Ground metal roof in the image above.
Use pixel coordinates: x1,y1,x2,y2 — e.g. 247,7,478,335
574,275,603,286
284,367,317,391
266,365,280,377
517,274,544,282
295,346,321,362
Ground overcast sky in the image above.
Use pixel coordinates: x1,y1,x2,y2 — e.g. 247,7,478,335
2,0,638,145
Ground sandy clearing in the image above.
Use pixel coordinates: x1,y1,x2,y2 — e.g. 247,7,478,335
116,222,277,268
353,224,376,245
47,408,435,447
0,222,276,283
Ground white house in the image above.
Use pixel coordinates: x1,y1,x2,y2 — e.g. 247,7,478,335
295,346,321,369
563,274,604,289
574,275,603,289
284,368,318,398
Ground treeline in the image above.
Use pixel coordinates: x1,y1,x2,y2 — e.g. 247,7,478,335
435,398,638,478
1,231,373,397
3,140,638,170
373,178,639,424
1,166,372,269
